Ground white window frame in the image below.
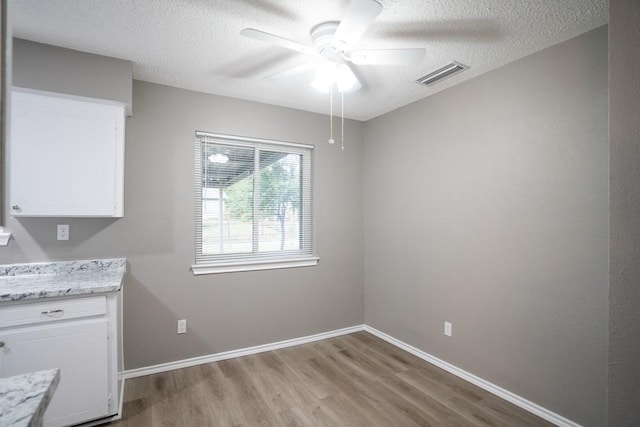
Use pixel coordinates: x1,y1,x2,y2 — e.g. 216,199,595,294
192,132,318,275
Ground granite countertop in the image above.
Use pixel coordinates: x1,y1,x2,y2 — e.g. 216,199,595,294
0,259,126,303
0,369,60,427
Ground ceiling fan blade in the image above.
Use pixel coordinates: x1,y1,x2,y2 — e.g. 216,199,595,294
334,0,383,47
240,28,315,54
264,62,318,80
349,48,426,65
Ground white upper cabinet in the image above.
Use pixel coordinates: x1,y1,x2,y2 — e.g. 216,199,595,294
10,89,125,217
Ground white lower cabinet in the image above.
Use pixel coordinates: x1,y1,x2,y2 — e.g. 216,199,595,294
0,294,120,426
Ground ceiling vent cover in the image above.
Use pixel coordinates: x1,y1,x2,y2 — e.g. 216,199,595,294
416,61,469,86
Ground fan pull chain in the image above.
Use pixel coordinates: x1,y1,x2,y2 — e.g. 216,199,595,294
341,90,345,151
328,86,335,144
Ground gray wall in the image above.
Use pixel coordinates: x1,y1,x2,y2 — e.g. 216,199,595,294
12,38,132,113
6,20,637,424
2,79,365,369
608,1,640,425
363,27,608,426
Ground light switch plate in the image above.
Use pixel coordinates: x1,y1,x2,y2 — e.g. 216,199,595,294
444,321,453,337
177,319,187,334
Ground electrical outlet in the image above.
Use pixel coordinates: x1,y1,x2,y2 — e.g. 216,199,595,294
444,321,453,337
57,224,69,241
177,319,187,334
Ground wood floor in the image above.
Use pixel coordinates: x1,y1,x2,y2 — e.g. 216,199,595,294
109,332,552,426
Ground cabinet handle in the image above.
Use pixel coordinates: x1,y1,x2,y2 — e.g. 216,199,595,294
41,309,64,316
12,205,20,210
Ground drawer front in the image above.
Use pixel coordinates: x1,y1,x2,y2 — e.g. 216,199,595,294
0,296,106,328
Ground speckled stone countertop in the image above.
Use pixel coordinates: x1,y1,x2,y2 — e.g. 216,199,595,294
0,369,60,427
0,258,126,303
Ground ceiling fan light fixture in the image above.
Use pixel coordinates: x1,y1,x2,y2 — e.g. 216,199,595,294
311,61,359,93
311,61,338,93
335,64,359,93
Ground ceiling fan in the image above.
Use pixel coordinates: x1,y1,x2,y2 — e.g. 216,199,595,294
240,0,426,93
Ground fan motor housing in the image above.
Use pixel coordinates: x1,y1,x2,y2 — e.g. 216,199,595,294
310,21,343,54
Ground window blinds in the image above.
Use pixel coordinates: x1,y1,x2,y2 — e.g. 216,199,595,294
193,132,317,274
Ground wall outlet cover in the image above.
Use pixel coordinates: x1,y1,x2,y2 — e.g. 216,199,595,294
57,224,69,241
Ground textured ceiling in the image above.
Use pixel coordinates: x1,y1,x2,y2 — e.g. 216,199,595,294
10,0,607,121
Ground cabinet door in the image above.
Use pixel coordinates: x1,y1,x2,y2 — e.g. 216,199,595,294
10,90,125,217
1,318,110,427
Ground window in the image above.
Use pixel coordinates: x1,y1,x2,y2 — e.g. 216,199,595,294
192,132,317,274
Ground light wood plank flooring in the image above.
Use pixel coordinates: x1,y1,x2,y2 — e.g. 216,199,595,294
110,332,552,426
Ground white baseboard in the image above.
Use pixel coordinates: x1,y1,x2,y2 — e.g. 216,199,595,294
363,325,580,427
121,325,365,379
121,323,579,427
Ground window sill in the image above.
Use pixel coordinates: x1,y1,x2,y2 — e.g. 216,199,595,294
191,256,319,275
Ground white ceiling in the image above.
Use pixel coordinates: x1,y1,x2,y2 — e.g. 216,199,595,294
9,0,607,121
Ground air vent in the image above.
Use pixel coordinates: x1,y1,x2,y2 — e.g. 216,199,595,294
415,61,469,86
